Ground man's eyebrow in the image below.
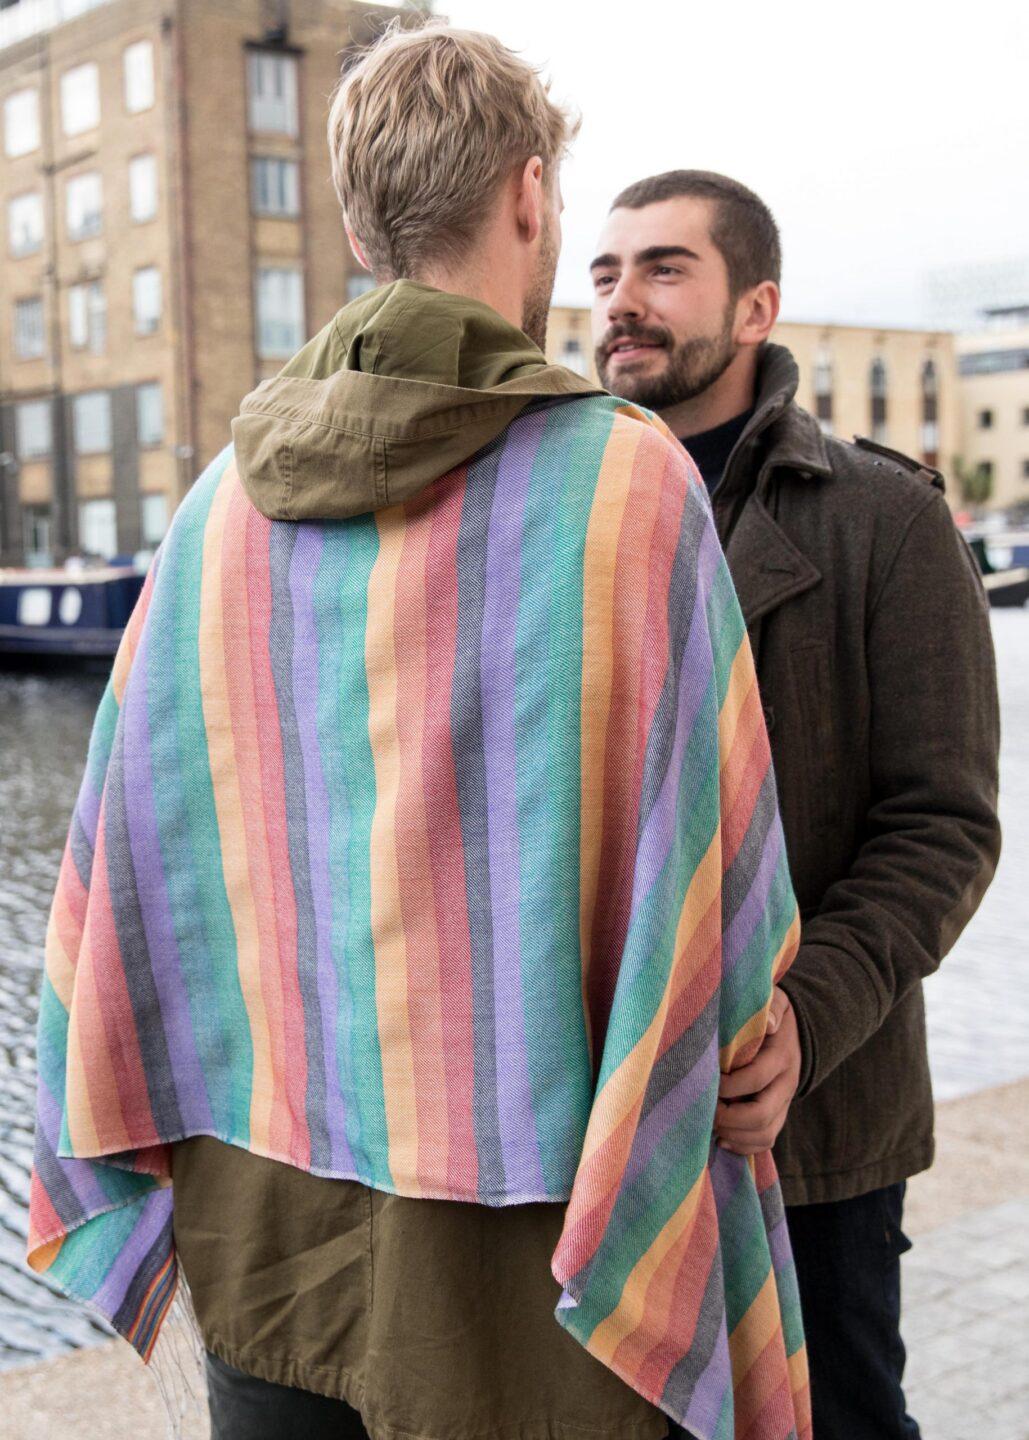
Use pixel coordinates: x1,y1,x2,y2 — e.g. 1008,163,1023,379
589,244,702,273
634,244,700,264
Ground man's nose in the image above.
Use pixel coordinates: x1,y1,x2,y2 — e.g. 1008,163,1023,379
606,275,645,323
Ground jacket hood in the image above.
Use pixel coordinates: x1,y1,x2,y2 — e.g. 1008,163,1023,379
231,280,603,520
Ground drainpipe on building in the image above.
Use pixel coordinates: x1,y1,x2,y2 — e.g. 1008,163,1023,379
166,5,196,497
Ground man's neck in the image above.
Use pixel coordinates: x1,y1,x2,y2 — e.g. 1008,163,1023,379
660,346,760,440
418,250,524,336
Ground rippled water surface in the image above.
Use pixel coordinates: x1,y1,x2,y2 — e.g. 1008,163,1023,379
0,616,1026,1369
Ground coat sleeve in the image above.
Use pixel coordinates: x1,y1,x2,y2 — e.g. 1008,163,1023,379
779,489,1001,1096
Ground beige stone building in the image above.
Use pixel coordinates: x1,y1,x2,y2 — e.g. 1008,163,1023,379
547,307,959,483
955,308,1029,514
0,0,403,566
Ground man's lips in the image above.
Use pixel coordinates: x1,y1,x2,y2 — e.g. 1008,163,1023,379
606,339,666,362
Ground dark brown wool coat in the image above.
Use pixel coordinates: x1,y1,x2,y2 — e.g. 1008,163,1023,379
711,345,1001,1206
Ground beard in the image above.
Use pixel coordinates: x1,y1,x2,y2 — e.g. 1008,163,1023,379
595,306,738,408
522,215,559,352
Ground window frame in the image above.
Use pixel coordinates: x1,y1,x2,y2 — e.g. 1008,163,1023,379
128,152,158,223
255,265,305,359
246,50,299,137
60,62,101,138
65,170,103,242
15,399,52,460
67,279,107,354
4,87,40,158
14,295,46,360
135,381,164,447
250,155,301,218
123,39,155,114
132,265,162,336
72,390,113,455
7,189,43,257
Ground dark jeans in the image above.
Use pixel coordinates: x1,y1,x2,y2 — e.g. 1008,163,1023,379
786,1182,921,1440
205,1352,371,1440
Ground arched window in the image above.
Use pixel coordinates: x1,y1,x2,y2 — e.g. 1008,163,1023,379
920,357,939,466
813,346,833,435
869,357,888,442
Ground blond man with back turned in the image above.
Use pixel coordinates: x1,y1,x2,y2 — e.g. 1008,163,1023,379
30,24,809,1440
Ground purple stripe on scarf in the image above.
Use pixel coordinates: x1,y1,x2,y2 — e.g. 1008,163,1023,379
92,1188,173,1312
723,818,787,977
480,413,547,1194
36,1074,110,1214
289,526,355,1174
623,1030,719,1190
120,624,212,1131
681,1320,733,1440
767,1214,793,1276
628,522,722,925
76,772,101,851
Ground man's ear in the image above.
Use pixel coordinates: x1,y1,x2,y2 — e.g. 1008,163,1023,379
514,155,545,245
736,281,781,348
346,223,372,274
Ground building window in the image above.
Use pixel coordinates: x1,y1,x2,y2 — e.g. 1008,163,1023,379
140,492,168,544
1023,407,1029,426
23,506,52,567
4,87,39,157
66,172,103,240
123,40,154,113
813,346,833,433
73,390,112,454
559,337,587,377
247,51,298,136
60,62,100,137
8,191,43,256
1022,460,1029,481
15,400,52,459
869,357,887,442
136,382,164,445
346,274,376,302
133,266,162,335
14,296,45,359
920,358,938,465
251,156,300,217
79,498,117,559
978,409,994,430
68,280,106,353
255,266,305,358
128,153,157,222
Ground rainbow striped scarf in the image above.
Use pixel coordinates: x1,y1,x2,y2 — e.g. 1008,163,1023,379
29,394,809,1440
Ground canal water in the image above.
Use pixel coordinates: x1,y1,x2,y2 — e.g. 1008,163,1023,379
0,616,1026,1369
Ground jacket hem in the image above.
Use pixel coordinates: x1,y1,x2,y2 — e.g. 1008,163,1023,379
202,1335,669,1440
778,1137,934,1207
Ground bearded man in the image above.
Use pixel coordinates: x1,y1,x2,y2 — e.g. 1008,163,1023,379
591,170,1001,1440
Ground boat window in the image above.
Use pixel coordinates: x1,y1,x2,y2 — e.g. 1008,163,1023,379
58,588,83,626
18,589,51,627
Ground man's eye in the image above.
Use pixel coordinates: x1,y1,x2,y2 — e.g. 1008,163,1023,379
593,275,615,290
653,266,677,278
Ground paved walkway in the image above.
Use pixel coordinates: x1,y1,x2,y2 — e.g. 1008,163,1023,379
4,1077,1027,1440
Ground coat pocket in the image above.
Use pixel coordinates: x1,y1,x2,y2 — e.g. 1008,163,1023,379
788,640,840,835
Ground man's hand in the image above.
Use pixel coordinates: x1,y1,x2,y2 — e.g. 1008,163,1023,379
714,987,802,1155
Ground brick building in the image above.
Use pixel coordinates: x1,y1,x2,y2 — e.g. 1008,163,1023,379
0,0,403,566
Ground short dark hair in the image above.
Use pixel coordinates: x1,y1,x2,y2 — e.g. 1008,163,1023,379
611,169,781,296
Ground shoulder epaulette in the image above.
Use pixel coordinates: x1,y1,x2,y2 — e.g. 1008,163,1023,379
852,436,945,492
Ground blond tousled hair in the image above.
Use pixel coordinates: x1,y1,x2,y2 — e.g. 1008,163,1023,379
327,19,577,282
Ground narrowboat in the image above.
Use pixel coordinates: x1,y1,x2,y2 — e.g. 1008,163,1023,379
0,565,145,657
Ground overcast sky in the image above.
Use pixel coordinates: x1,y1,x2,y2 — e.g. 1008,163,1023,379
437,0,1029,328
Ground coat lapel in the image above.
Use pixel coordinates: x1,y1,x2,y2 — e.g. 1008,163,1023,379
724,495,822,627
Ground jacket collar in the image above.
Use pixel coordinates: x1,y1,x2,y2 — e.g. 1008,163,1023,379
719,344,833,505
716,344,829,628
